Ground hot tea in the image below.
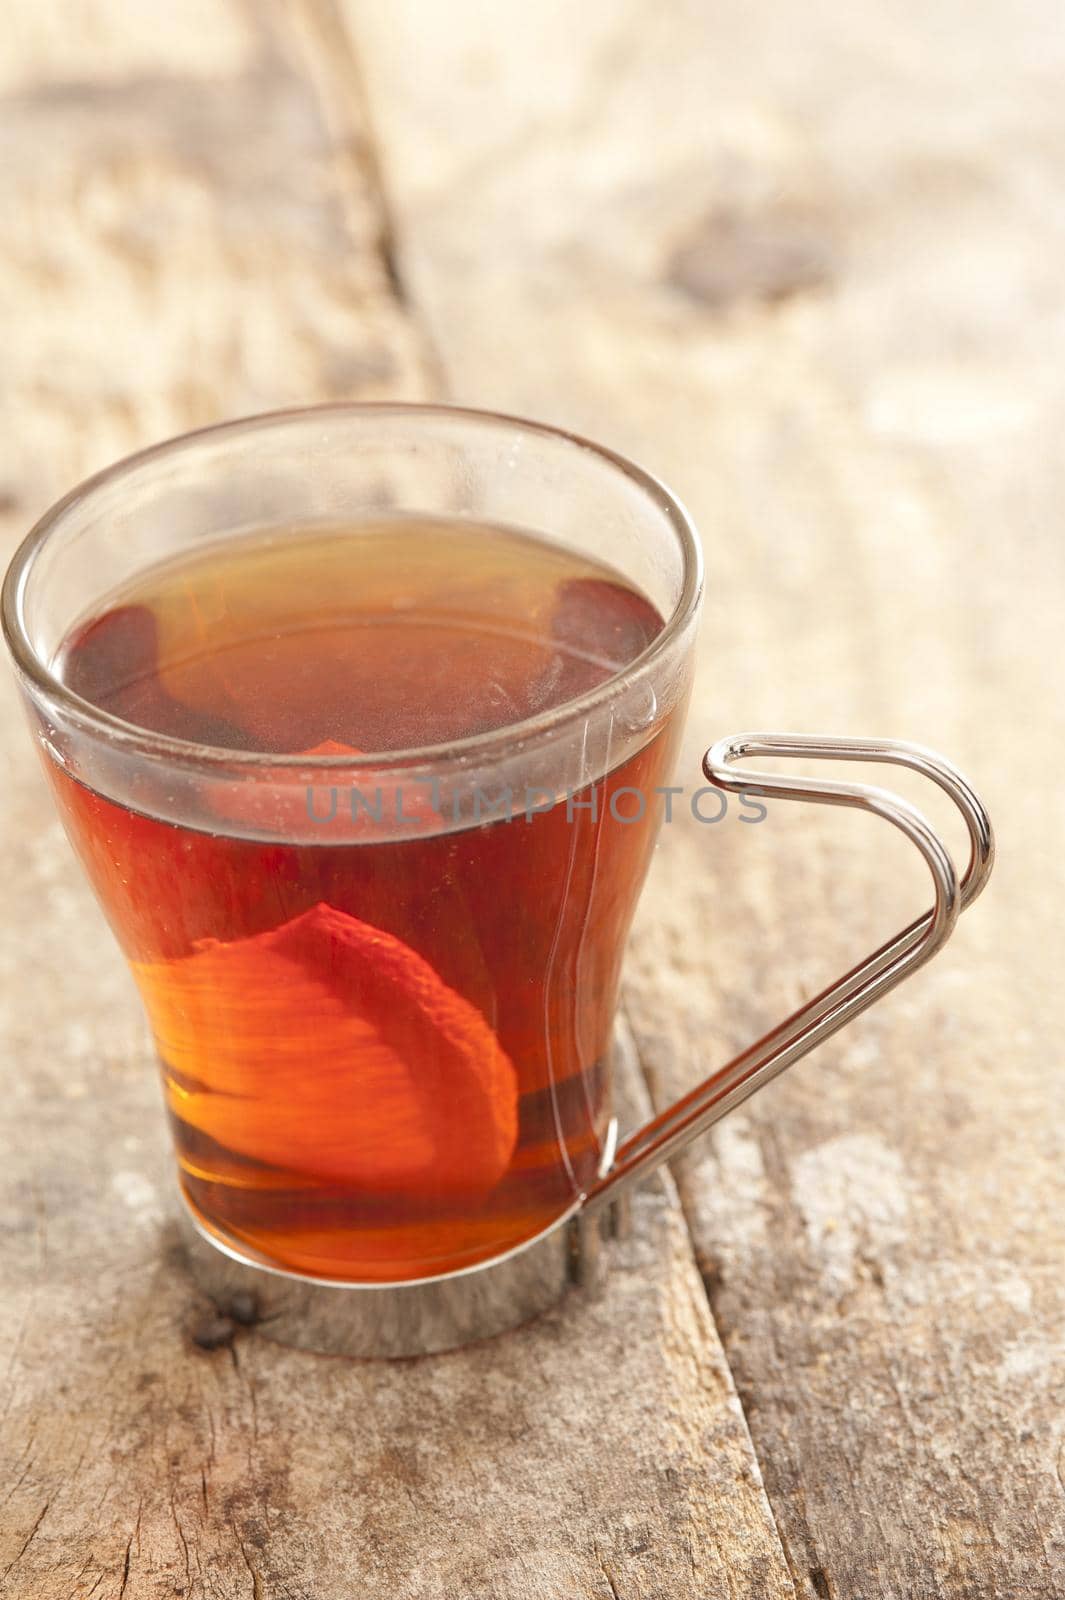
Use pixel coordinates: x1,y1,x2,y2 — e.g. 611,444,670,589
50,518,681,1280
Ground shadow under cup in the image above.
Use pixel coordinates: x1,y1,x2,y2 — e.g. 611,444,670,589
2,405,703,1286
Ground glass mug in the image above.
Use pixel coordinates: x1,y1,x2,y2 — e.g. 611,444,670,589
2,405,993,1356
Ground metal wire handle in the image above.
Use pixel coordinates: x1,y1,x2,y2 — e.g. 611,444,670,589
583,734,994,1215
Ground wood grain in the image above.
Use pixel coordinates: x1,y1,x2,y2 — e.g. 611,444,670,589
346,1,1065,1595
0,3,795,1596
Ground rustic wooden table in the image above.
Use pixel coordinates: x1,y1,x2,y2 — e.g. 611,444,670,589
2,3,1062,1597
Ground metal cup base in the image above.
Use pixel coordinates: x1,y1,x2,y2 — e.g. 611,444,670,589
176,1190,629,1359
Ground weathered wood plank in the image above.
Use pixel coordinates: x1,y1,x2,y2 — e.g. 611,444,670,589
0,4,795,1596
347,2,1065,1595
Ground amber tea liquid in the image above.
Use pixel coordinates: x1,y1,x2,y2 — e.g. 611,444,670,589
51,518,680,1281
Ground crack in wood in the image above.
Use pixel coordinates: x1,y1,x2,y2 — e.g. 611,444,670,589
117,1534,133,1600
238,1535,265,1600
281,0,447,391
594,1542,624,1600
2,1497,51,1585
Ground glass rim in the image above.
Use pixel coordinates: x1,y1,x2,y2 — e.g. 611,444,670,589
1,400,703,773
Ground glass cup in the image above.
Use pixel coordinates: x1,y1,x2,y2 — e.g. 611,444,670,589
2,403,993,1356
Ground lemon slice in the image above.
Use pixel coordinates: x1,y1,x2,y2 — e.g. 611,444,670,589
135,902,518,1195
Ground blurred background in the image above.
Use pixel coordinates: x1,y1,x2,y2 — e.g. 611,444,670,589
2,3,1063,1597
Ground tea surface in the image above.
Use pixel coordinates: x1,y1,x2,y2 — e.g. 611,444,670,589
60,518,663,753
